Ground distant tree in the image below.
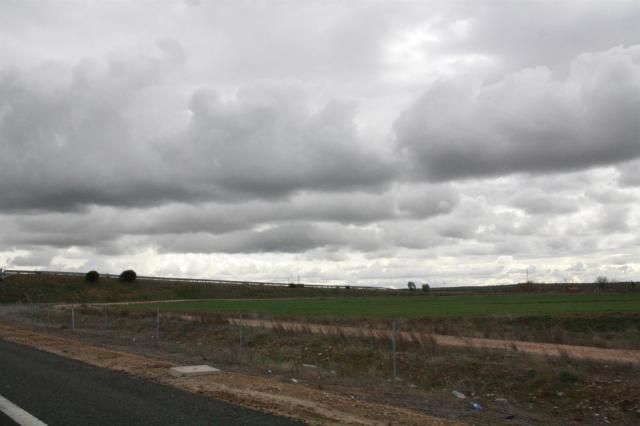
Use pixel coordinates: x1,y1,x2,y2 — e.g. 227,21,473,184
421,283,430,292
119,269,137,283
85,270,100,283
407,281,416,291
288,283,296,288
595,275,609,291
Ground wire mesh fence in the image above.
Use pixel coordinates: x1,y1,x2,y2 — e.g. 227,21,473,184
5,302,639,394
7,304,417,386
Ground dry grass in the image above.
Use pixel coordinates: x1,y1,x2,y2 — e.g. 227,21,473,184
4,305,639,425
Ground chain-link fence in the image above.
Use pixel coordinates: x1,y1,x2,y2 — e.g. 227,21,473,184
6,304,419,387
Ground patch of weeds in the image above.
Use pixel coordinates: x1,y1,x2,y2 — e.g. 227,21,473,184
559,370,579,384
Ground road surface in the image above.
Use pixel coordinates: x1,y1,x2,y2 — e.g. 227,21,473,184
0,339,303,426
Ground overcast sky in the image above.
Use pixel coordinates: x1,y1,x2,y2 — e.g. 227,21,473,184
1,0,639,287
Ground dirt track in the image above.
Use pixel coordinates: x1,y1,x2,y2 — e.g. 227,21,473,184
227,318,640,365
0,323,463,426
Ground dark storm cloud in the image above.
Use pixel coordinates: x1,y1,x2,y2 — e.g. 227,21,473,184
168,88,394,197
154,222,385,254
0,185,459,251
0,43,188,211
396,45,640,181
0,60,394,212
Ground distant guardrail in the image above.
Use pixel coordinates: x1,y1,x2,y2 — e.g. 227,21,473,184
1,269,391,291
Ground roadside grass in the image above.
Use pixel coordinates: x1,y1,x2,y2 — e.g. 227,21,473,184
124,294,640,318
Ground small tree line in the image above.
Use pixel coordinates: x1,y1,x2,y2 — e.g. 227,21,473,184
84,269,137,283
407,281,430,292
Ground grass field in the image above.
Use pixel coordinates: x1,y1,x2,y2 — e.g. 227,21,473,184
0,274,390,304
128,293,640,318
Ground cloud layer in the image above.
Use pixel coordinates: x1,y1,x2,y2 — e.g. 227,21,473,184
396,45,640,181
1,1,639,286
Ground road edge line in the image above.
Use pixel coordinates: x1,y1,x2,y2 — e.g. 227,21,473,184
0,394,47,426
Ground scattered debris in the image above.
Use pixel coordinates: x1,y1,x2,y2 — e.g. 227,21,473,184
504,414,515,420
470,402,482,411
291,378,299,383
302,363,317,369
452,390,466,399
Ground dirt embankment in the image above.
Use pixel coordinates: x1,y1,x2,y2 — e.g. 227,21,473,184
0,323,463,426
228,318,640,365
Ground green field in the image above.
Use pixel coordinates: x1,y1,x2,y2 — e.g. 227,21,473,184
128,293,640,318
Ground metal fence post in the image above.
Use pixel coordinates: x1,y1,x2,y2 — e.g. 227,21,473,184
71,304,75,332
392,319,397,383
103,305,108,330
155,306,160,347
239,324,244,361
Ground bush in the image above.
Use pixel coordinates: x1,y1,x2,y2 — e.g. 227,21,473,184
85,270,100,283
422,283,430,292
119,269,137,283
407,281,416,291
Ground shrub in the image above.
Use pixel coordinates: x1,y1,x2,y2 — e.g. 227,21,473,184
119,269,137,283
407,281,416,291
288,283,296,288
85,270,100,283
422,283,430,292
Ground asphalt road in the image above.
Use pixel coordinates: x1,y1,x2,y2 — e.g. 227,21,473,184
0,412,18,426
0,339,303,426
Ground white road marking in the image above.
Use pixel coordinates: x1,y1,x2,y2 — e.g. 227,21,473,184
0,394,47,426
